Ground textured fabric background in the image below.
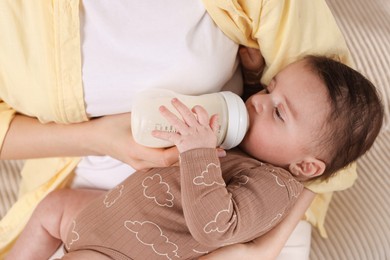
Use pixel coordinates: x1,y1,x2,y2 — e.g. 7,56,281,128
0,160,23,218
310,0,390,259
326,0,390,129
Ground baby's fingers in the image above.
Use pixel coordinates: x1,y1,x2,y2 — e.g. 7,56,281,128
158,105,188,134
192,105,210,126
171,98,198,127
209,114,220,134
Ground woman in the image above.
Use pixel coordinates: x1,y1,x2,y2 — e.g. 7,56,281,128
0,0,355,259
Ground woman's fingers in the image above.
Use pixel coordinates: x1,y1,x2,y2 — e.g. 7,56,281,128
239,46,265,72
128,146,179,170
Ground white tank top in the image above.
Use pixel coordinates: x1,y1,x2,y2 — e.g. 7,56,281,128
74,0,240,189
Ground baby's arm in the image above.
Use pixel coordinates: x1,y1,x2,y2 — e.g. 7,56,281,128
6,189,103,260
179,150,304,246
152,99,302,247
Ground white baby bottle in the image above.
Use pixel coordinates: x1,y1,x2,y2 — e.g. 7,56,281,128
131,89,249,149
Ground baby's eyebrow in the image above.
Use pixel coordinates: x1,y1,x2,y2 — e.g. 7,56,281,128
273,76,297,119
284,96,298,120
274,83,297,122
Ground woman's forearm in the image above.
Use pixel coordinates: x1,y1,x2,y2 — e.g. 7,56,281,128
0,114,97,160
0,113,179,169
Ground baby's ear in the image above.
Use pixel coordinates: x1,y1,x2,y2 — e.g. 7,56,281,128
289,157,326,179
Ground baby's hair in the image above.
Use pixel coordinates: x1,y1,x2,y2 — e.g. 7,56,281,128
304,55,384,180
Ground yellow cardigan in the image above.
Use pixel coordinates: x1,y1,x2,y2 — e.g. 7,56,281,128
0,0,356,256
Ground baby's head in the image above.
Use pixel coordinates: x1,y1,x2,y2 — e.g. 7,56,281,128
240,56,384,181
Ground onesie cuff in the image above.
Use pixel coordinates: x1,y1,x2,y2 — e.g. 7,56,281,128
179,148,219,167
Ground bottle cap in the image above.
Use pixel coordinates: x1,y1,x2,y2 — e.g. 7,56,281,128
219,91,249,149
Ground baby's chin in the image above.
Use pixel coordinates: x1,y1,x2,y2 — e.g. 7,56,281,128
237,139,252,156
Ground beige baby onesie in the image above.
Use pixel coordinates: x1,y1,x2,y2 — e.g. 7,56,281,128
64,148,303,259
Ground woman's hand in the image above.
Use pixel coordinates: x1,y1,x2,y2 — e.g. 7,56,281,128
87,113,180,170
199,243,253,260
1,113,179,170
239,46,265,85
199,240,277,260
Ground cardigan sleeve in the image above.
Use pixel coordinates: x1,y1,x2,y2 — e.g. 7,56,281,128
254,0,354,85
202,0,354,84
0,101,17,149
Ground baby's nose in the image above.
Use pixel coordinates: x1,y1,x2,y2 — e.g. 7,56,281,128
251,95,265,114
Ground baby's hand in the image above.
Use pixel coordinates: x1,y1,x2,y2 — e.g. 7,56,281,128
152,98,219,153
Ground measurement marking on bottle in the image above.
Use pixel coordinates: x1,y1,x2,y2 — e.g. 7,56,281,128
154,124,178,133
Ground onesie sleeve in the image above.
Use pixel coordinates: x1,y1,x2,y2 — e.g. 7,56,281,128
179,148,304,247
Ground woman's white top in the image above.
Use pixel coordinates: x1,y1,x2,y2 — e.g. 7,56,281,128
74,0,240,189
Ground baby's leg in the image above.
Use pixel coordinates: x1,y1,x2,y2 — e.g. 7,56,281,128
6,189,104,260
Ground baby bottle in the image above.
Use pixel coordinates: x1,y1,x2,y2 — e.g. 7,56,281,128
131,89,249,149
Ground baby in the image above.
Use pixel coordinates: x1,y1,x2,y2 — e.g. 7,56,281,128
6,55,383,260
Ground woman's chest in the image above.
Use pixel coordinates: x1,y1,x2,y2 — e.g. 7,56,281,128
80,0,239,117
